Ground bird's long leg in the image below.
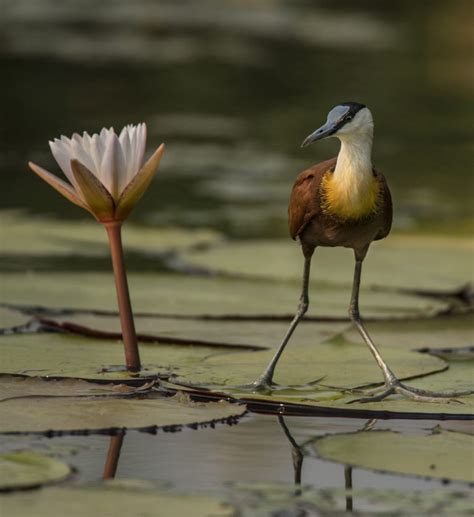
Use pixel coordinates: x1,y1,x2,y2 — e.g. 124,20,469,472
348,259,473,404
252,255,312,392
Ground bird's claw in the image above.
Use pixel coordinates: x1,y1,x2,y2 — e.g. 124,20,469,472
347,380,472,404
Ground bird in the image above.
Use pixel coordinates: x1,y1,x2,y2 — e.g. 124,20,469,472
252,102,473,403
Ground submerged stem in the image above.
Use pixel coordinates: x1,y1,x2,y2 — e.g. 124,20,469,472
104,221,141,371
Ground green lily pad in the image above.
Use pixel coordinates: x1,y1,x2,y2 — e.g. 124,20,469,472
310,429,474,483
340,312,474,351
174,340,446,392
0,450,71,491
0,481,234,516
0,333,233,382
40,313,345,350
227,483,474,515
0,307,30,330
287,361,474,417
180,236,474,290
0,376,246,434
1,480,472,516
0,375,148,401
0,210,221,258
172,349,474,417
1,271,449,319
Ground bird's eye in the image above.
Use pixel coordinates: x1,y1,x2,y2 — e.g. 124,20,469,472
346,115,353,121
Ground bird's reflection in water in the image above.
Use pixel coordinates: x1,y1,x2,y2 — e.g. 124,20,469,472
99,416,378,512
277,416,378,513
277,416,304,493
102,432,125,480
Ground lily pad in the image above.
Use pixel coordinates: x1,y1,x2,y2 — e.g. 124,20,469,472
0,450,71,491
172,350,474,418
310,429,474,483
39,313,345,350
0,375,148,401
0,377,246,434
227,483,474,515
180,236,474,291
0,481,234,516
0,210,221,258
1,480,472,516
174,340,446,392
0,333,233,382
0,307,30,330
1,271,449,319
341,312,474,352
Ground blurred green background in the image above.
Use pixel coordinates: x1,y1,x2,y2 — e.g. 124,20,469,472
2,0,473,239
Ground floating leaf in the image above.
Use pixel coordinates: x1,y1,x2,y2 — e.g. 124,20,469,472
174,341,446,393
0,481,234,516
341,312,474,352
172,353,474,417
0,307,30,330
310,429,474,483
0,376,245,434
0,333,233,382
227,483,474,515
0,450,71,491
0,211,220,259
39,313,344,351
0,375,145,401
2,479,471,515
2,271,449,319
180,236,474,291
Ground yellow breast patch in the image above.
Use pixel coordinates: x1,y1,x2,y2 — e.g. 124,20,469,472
321,171,380,220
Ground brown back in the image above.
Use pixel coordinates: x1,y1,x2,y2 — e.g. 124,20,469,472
288,157,337,239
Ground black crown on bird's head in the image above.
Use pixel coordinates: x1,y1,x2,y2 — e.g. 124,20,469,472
339,102,366,118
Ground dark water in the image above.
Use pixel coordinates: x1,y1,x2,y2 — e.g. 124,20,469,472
2,0,473,238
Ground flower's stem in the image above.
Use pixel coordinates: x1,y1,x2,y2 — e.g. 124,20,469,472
104,221,141,372
102,433,124,480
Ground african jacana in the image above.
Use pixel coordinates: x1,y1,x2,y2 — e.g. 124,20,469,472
253,102,472,403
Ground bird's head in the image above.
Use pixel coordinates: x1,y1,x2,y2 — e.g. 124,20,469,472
302,102,373,147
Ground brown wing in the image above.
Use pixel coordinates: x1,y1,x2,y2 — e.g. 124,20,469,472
288,157,337,239
373,170,393,240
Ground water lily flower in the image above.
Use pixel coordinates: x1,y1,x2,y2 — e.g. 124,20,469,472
29,124,165,372
29,124,164,223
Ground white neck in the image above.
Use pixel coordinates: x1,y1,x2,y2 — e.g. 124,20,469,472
333,132,373,198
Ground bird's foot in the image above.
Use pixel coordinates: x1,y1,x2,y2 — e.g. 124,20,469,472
250,378,279,395
348,379,473,404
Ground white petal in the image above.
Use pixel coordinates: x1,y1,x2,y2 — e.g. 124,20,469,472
119,126,133,184
49,138,77,188
89,134,104,176
100,130,116,197
70,134,97,176
135,123,147,170
100,130,127,199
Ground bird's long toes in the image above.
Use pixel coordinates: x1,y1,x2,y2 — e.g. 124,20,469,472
395,384,465,404
347,387,395,404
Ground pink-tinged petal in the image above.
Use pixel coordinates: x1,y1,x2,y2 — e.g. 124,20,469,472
115,143,165,220
70,159,115,222
28,161,92,214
